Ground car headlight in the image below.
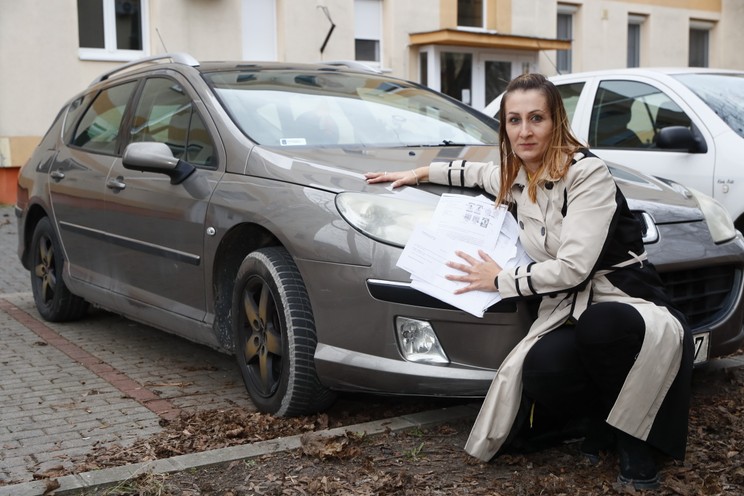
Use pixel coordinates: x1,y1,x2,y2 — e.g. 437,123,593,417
688,188,737,243
336,192,436,247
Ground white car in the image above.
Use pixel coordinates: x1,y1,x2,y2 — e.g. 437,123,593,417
483,68,744,230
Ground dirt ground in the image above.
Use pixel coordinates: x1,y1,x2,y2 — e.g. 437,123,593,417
38,360,744,495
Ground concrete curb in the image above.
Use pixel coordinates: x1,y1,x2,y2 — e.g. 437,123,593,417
0,403,480,496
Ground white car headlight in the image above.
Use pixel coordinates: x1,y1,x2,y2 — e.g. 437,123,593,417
689,188,737,243
336,192,436,247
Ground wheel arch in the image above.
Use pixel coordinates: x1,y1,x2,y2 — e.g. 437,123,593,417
211,222,283,351
19,203,51,271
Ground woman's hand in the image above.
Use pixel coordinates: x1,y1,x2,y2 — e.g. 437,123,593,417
446,249,502,294
365,167,427,188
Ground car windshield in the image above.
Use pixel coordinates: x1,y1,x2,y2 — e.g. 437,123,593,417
203,70,499,147
673,72,744,139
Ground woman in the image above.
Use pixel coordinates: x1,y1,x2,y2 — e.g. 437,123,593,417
365,73,693,490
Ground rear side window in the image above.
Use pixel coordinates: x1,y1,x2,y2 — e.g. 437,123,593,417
130,77,216,167
71,81,138,155
556,82,584,124
589,80,691,150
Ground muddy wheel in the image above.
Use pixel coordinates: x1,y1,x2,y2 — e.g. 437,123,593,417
232,247,336,416
29,217,88,322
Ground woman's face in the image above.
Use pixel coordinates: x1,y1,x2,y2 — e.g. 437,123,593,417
503,89,553,173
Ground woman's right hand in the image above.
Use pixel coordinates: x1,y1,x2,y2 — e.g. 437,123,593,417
365,167,427,188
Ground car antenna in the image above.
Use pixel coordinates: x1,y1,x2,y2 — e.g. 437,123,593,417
317,6,336,57
156,28,168,52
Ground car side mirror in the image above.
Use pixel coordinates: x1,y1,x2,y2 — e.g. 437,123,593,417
122,142,196,185
654,126,707,154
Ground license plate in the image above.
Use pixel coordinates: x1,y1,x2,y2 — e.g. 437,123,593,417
693,332,710,364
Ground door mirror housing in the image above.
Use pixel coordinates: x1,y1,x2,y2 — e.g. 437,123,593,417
655,126,707,154
122,142,196,184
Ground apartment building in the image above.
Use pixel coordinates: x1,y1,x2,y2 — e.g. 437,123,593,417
1,0,741,203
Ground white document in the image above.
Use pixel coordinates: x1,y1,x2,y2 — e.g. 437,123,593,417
396,194,532,318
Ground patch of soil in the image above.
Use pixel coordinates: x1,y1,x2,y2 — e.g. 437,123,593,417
57,364,744,495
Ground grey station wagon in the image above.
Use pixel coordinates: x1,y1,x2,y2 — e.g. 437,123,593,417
16,53,744,416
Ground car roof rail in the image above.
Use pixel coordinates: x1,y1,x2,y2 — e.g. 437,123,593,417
321,60,383,74
89,52,200,86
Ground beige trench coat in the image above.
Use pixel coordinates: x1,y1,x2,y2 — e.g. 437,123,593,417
429,153,685,462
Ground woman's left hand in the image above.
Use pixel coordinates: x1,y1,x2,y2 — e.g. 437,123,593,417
446,249,502,294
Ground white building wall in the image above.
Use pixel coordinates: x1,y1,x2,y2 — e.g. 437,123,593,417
720,0,744,70
0,1,101,136
149,0,243,60
2,0,744,139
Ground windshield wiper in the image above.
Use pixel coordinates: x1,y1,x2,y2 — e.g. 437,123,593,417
408,140,475,147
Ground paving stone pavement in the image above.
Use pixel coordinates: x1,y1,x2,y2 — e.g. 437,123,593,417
0,204,254,487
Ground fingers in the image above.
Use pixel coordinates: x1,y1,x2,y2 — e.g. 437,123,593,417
364,171,412,187
364,172,388,184
477,249,495,263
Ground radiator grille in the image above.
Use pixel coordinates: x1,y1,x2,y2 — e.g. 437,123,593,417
659,265,738,329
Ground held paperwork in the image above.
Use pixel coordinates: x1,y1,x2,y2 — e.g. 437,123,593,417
397,194,532,318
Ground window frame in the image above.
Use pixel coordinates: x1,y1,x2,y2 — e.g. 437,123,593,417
689,20,714,68
627,14,646,68
457,0,485,29
354,0,382,66
556,4,577,74
78,0,150,62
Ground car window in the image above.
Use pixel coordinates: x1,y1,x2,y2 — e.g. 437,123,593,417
556,82,584,123
71,81,138,155
589,80,690,150
673,72,744,139
204,70,499,147
62,96,89,142
130,77,216,168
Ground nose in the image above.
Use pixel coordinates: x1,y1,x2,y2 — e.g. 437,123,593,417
518,121,532,137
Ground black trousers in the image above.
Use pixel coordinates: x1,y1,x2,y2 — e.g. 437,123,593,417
522,301,646,420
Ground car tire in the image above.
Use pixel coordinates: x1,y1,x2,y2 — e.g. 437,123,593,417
30,217,89,322
232,246,336,416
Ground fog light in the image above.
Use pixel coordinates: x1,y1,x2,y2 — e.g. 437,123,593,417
395,317,449,365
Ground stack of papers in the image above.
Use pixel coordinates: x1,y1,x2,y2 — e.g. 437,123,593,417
397,194,532,318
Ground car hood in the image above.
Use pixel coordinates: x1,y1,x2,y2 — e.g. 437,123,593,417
247,145,704,224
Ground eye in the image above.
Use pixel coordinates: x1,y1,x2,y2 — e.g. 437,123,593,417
530,114,544,122
508,117,520,124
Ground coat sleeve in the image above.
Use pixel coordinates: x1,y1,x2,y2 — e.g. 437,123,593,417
428,159,501,197
497,158,619,298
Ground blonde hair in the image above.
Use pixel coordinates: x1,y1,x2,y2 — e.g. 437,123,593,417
496,73,584,204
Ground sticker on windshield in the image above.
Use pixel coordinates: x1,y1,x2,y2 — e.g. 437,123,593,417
280,138,307,146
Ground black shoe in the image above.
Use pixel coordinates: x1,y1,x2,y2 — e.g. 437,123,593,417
616,431,660,490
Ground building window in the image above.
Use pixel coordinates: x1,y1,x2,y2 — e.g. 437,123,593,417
77,0,148,61
689,20,713,67
556,4,576,74
458,0,484,28
627,15,645,68
355,0,381,63
420,51,428,86
441,52,472,105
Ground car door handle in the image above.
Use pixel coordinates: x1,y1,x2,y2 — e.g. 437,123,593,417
106,176,127,191
50,170,65,181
